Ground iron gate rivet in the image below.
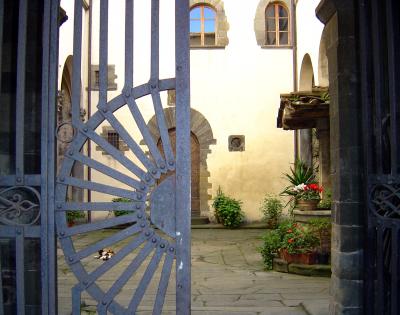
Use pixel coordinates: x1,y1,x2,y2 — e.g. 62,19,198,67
102,108,107,113
137,213,143,219
16,229,22,235
83,127,88,132
151,84,156,89
57,204,62,209
102,300,107,305
137,194,142,200
69,257,73,262
140,223,146,228
152,170,157,175
169,247,174,252
160,164,165,169
168,161,174,166
152,238,157,243
177,66,182,71
60,177,65,182
146,175,152,182
136,204,141,209
160,244,165,248
69,150,74,155
60,231,65,237
16,177,22,182
178,284,183,289
145,231,151,236
83,280,88,286
140,184,146,190
125,90,130,97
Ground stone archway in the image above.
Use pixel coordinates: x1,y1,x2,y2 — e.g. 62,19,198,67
146,107,216,218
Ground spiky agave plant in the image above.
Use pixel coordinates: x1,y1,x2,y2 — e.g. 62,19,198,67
280,159,316,200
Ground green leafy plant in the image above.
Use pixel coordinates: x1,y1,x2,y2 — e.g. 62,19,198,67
308,218,332,252
281,160,318,204
259,230,281,270
258,220,319,270
260,195,283,228
66,210,85,224
212,187,244,228
112,197,132,216
317,189,332,209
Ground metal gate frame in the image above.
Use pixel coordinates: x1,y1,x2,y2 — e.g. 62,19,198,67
1,0,191,314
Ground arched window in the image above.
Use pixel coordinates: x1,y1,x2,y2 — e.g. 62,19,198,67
190,5,217,47
265,3,290,46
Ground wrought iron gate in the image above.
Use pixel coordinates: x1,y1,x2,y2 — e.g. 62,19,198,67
360,0,400,314
1,0,191,314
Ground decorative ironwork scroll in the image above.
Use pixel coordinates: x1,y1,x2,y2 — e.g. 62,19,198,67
0,186,40,226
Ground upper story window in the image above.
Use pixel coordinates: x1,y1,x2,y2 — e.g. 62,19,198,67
265,3,290,46
190,5,217,47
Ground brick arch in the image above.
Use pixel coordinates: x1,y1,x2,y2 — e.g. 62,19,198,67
146,108,216,217
254,0,291,46
190,0,229,47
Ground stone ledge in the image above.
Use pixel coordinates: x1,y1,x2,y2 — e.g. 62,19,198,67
293,209,331,223
273,258,331,277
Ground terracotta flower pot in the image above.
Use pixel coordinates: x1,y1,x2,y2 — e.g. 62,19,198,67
279,248,317,265
296,199,320,211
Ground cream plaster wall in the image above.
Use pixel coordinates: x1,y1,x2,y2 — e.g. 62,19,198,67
296,0,324,87
58,0,325,222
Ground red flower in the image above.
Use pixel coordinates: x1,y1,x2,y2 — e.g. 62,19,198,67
288,238,294,244
287,229,293,233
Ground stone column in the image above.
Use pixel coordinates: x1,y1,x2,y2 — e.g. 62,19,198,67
316,118,331,196
317,1,365,314
299,129,313,167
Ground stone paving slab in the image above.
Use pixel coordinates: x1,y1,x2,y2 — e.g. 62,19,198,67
58,228,329,314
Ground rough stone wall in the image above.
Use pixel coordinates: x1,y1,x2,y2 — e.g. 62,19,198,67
317,1,365,314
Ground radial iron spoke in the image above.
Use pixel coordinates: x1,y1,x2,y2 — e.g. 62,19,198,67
70,152,145,191
102,110,157,173
82,128,148,181
59,176,143,201
127,245,165,313
59,215,139,238
83,232,149,287
97,240,157,312
126,97,165,169
58,202,142,211
151,90,175,171
70,224,142,262
152,249,175,315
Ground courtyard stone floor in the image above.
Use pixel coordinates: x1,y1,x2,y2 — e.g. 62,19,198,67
57,228,329,314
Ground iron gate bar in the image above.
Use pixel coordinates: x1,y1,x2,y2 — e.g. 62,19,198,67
0,0,3,99
72,0,83,127
385,0,399,174
15,0,28,181
370,0,384,175
391,226,399,314
124,0,134,88
99,0,108,108
16,228,25,315
0,256,3,315
175,0,191,313
41,0,59,313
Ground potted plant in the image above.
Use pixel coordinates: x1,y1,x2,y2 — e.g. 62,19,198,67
259,220,319,269
260,195,283,229
281,160,323,210
277,220,319,264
